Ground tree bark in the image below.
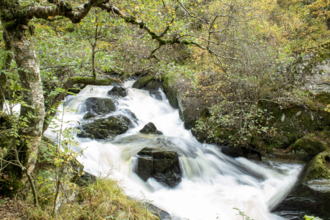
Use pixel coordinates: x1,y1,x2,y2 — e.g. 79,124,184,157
9,34,45,184
0,29,13,110
1,0,45,184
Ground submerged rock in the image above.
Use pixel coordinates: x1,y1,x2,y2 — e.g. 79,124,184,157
122,109,138,121
84,97,116,115
107,86,127,97
135,148,182,188
139,122,162,135
150,90,162,100
274,150,330,219
77,115,132,139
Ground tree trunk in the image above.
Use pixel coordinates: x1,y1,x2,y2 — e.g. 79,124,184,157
6,31,45,184
0,29,13,110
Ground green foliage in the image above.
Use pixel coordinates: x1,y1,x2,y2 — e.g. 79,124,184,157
233,208,254,220
26,177,158,220
304,215,324,220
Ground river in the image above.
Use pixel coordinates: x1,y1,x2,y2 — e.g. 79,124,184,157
45,80,303,220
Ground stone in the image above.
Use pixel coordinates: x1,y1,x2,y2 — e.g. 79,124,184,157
84,97,116,115
149,90,162,100
121,109,138,121
291,131,328,158
274,150,330,219
107,86,127,97
132,75,153,89
135,148,182,188
219,145,243,158
139,122,162,135
75,172,96,187
83,112,97,120
146,203,171,220
77,115,132,139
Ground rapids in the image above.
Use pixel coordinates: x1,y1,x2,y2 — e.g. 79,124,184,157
44,80,303,220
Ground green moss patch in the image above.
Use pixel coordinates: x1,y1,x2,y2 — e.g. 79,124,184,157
291,131,330,157
132,75,153,89
304,150,330,182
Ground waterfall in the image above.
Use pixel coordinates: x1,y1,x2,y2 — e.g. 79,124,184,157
45,80,302,220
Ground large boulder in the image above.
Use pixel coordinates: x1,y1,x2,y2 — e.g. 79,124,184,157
135,148,182,188
291,131,329,158
139,122,162,135
84,97,116,115
133,76,163,100
77,115,132,139
107,86,127,97
132,75,153,89
274,150,330,219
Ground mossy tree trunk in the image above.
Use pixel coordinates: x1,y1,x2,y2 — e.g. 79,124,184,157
0,0,45,184
0,28,13,111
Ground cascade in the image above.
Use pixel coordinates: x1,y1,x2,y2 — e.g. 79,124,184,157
45,80,302,220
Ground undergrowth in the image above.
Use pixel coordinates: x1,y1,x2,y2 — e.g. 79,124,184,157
25,177,158,220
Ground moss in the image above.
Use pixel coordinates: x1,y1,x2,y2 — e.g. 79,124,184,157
70,77,112,85
132,75,153,89
259,101,330,151
315,92,330,105
0,163,24,196
303,149,330,182
162,77,179,109
291,132,327,157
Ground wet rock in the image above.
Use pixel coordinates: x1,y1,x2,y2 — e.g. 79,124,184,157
135,148,182,188
273,210,305,220
274,150,330,219
132,75,153,89
150,90,162,100
74,172,97,187
140,122,162,135
83,112,97,120
84,97,116,115
132,76,163,100
122,109,138,121
107,86,127,97
77,115,132,139
146,203,171,220
219,145,243,158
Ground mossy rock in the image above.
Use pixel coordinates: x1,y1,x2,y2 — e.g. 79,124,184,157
303,149,330,182
135,148,181,188
139,122,162,135
84,97,116,115
107,86,127,97
83,112,97,120
77,115,132,139
291,131,329,158
162,77,179,109
132,75,153,89
258,101,330,151
275,150,330,219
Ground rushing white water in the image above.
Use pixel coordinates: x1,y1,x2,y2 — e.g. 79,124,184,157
45,81,302,220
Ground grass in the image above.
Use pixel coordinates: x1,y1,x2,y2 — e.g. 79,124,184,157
25,177,158,220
